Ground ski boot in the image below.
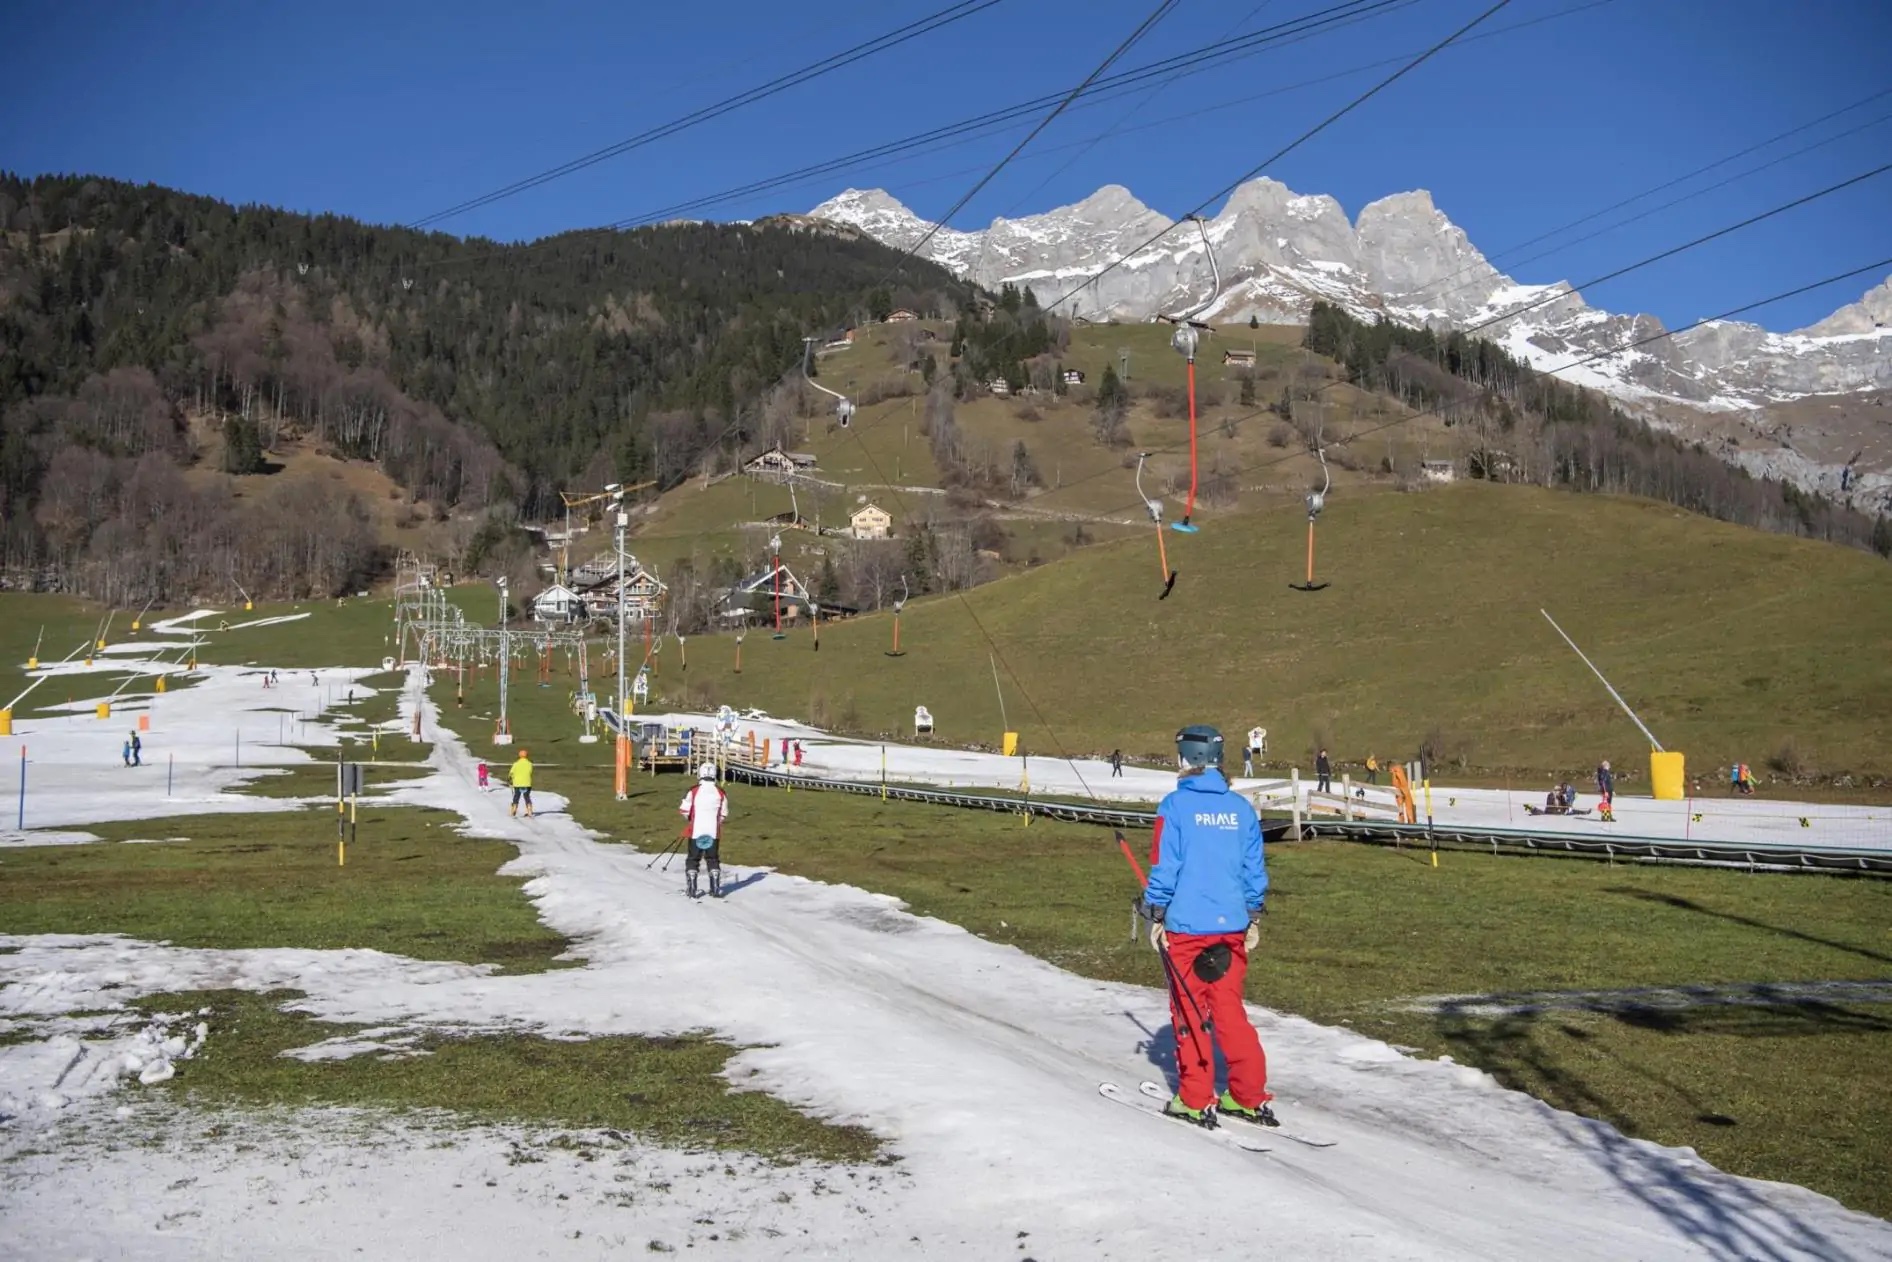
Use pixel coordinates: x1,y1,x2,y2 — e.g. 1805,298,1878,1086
508,804,517,818
1217,1090,1278,1128
686,871,702,900
709,868,723,899
1161,1095,1217,1129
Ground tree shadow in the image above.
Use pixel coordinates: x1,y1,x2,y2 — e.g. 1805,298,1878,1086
1609,888,1892,967
1438,1003,1861,1261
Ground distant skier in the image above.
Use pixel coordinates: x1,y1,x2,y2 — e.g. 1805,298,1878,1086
129,730,142,767
1142,724,1274,1130
121,738,132,768
679,762,730,899
477,760,490,791
508,750,534,818
1595,759,1614,807
1365,753,1379,785
1110,749,1124,778
1315,748,1332,794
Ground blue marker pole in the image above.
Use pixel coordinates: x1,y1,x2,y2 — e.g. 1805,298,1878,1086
167,752,174,798
16,745,24,831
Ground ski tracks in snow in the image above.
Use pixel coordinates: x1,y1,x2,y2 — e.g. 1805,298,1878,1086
4,667,1888,1259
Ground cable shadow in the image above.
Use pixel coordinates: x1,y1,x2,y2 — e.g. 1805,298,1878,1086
1609,889,1892,967
1437,1006,1854,1261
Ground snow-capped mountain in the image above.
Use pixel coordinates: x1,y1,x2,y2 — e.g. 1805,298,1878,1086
811,183,1891,491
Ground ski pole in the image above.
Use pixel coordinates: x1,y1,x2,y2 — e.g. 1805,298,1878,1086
659,825,691,872
645,828,686,869
1116,832,1216,1072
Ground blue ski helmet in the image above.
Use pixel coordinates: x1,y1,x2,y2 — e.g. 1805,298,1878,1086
1176,724,1224,770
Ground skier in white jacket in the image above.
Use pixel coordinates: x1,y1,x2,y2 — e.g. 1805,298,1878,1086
679,762,730,899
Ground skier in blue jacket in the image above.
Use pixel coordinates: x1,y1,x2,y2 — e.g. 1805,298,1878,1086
1142,723,1275,1129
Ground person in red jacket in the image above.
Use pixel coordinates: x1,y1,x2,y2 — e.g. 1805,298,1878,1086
1142,723,1275,1130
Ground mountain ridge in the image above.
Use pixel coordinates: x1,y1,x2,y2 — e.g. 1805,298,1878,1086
810,179,1891,508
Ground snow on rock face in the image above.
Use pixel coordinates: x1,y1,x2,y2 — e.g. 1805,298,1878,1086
1355,189,1502,306
808,180,1892,490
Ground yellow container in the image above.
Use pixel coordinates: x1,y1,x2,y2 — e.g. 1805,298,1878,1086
0,709,11,736
25,657,37,670
1650,750,1686,801
155,675,167,693
96,701,111,720
1002,731,1019,757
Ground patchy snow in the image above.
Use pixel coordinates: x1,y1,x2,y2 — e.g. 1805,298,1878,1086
0,646,394,840
641,710,1892,855
1,665,1888,1258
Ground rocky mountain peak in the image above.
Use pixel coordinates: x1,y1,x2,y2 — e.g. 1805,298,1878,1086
805,182,1890,461
1795,276,1892,337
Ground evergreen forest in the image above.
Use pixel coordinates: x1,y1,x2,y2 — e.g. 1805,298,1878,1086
0,172,968,600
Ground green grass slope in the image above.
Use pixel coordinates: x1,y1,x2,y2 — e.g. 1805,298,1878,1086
665,481,1892,781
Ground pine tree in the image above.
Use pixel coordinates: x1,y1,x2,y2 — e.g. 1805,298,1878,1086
1238,371,1256,408
222,414,263,474
1010,439,1040,494
1248,314,1259,329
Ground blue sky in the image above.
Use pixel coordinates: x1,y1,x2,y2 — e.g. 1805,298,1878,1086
2,0,1886,331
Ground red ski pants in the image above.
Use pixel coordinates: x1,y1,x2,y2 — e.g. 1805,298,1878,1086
1164,932,1269,1112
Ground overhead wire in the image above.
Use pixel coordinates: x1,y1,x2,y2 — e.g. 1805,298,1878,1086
411,0,1422,271
1024,0,1523,323
1076,258,1892,525
991,160,1892,515
989,0,1284,222
608,0,1616,232
1454,161,1892,339
835,0,1524,799
1411,104,1892,314
899,0,1186,263
1420,83,1892,299
405,0,1010,230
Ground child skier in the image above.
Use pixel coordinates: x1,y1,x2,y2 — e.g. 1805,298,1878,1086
508,750,534,818
679,762,730,899
1142,724,1274,1130
477,761,490,791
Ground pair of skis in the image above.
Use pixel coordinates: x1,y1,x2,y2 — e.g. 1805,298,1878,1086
1097,1081,1335,1152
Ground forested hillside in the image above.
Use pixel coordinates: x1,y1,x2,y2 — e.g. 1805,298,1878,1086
1301,302,1892,557
0,173,968,600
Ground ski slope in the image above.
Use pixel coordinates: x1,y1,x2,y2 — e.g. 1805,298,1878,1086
641,709,1892,855
2,655,1889,1258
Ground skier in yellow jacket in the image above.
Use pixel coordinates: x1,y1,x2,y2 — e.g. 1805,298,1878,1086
509,750,534,817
